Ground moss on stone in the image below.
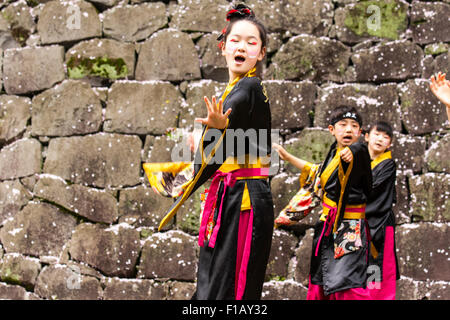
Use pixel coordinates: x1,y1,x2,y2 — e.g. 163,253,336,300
284,130,334,173
402,99,413,108
424,43,448,56
140,228,153,239
269,275,286,281
299,57,313,71
67,56,128,80
344,0,407,40
1,267,21,285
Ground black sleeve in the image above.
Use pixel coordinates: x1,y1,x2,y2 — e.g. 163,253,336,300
366,160,396,217
190,80,253,194
334,142,372,229
348,142,373,199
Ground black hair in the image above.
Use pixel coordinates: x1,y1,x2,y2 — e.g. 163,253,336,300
368,121,394,140
221,4,267,49
329,105,363,127
217,4,267,77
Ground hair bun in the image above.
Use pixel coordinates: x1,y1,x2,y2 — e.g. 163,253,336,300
226,4,254,21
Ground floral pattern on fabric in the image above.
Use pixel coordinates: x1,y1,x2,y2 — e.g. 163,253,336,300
333,219,363,259
274,163,322,227
200,188,218,242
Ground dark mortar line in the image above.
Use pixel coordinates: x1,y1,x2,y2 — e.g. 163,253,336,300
64,250,109,282
66,258,111,283
36,131,141,140
166,279,196,285
137,134,147,149
133,46,139,78
131,245,145,279
403,174,415,224
278,126,307,139
0,174,35,184
18,175,36,194
343,78,418,86
1,251,41,262
32,196,109,226
400,119,410,135
0,133,27,149
0,278,38,295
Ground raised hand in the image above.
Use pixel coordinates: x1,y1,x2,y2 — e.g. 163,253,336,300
430,72,450,107
273,143,309,171
195,96,232,130
339,147,353,163
272,143,289,161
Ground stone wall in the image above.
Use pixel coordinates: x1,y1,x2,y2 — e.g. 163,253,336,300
0,0,449,300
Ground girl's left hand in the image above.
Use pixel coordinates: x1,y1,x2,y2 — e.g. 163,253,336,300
195,96,232,129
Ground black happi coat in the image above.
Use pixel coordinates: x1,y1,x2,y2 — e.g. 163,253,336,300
310,141,373,295
165,76,274,300
366,155,400,280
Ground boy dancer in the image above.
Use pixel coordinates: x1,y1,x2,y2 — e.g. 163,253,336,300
364,121,400,300
273,106,372,299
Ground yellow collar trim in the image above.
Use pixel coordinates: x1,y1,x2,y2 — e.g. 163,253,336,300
319,146,355,233
371,151,392,169
221,67,257,102
320,149,341,190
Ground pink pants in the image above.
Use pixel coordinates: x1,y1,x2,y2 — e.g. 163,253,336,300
235,209,253,300
307,277,372,300
367,226,396,300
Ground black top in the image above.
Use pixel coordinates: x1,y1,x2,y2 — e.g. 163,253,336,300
366,158,397,249
320,141,372,226
191,76,271,194
310,141,374,294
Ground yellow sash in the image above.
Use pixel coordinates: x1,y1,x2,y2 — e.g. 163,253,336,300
321,195,366,220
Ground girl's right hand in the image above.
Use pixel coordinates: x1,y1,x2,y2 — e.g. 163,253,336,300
187,132,195,152
195,96,232,129
430,72,450,107
272,143,290,161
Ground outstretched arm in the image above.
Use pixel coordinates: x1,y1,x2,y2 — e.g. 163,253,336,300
272,143,309,171
430,72,450,122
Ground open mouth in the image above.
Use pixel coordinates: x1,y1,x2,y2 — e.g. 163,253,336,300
234,55,246,64
342,135,353,142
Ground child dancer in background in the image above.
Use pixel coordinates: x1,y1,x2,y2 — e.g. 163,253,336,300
364,121,400,300
145,4,273,300
274,106,373,300
430,71,450,123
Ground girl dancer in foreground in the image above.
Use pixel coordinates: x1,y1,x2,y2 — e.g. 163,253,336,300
145,4,273,300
